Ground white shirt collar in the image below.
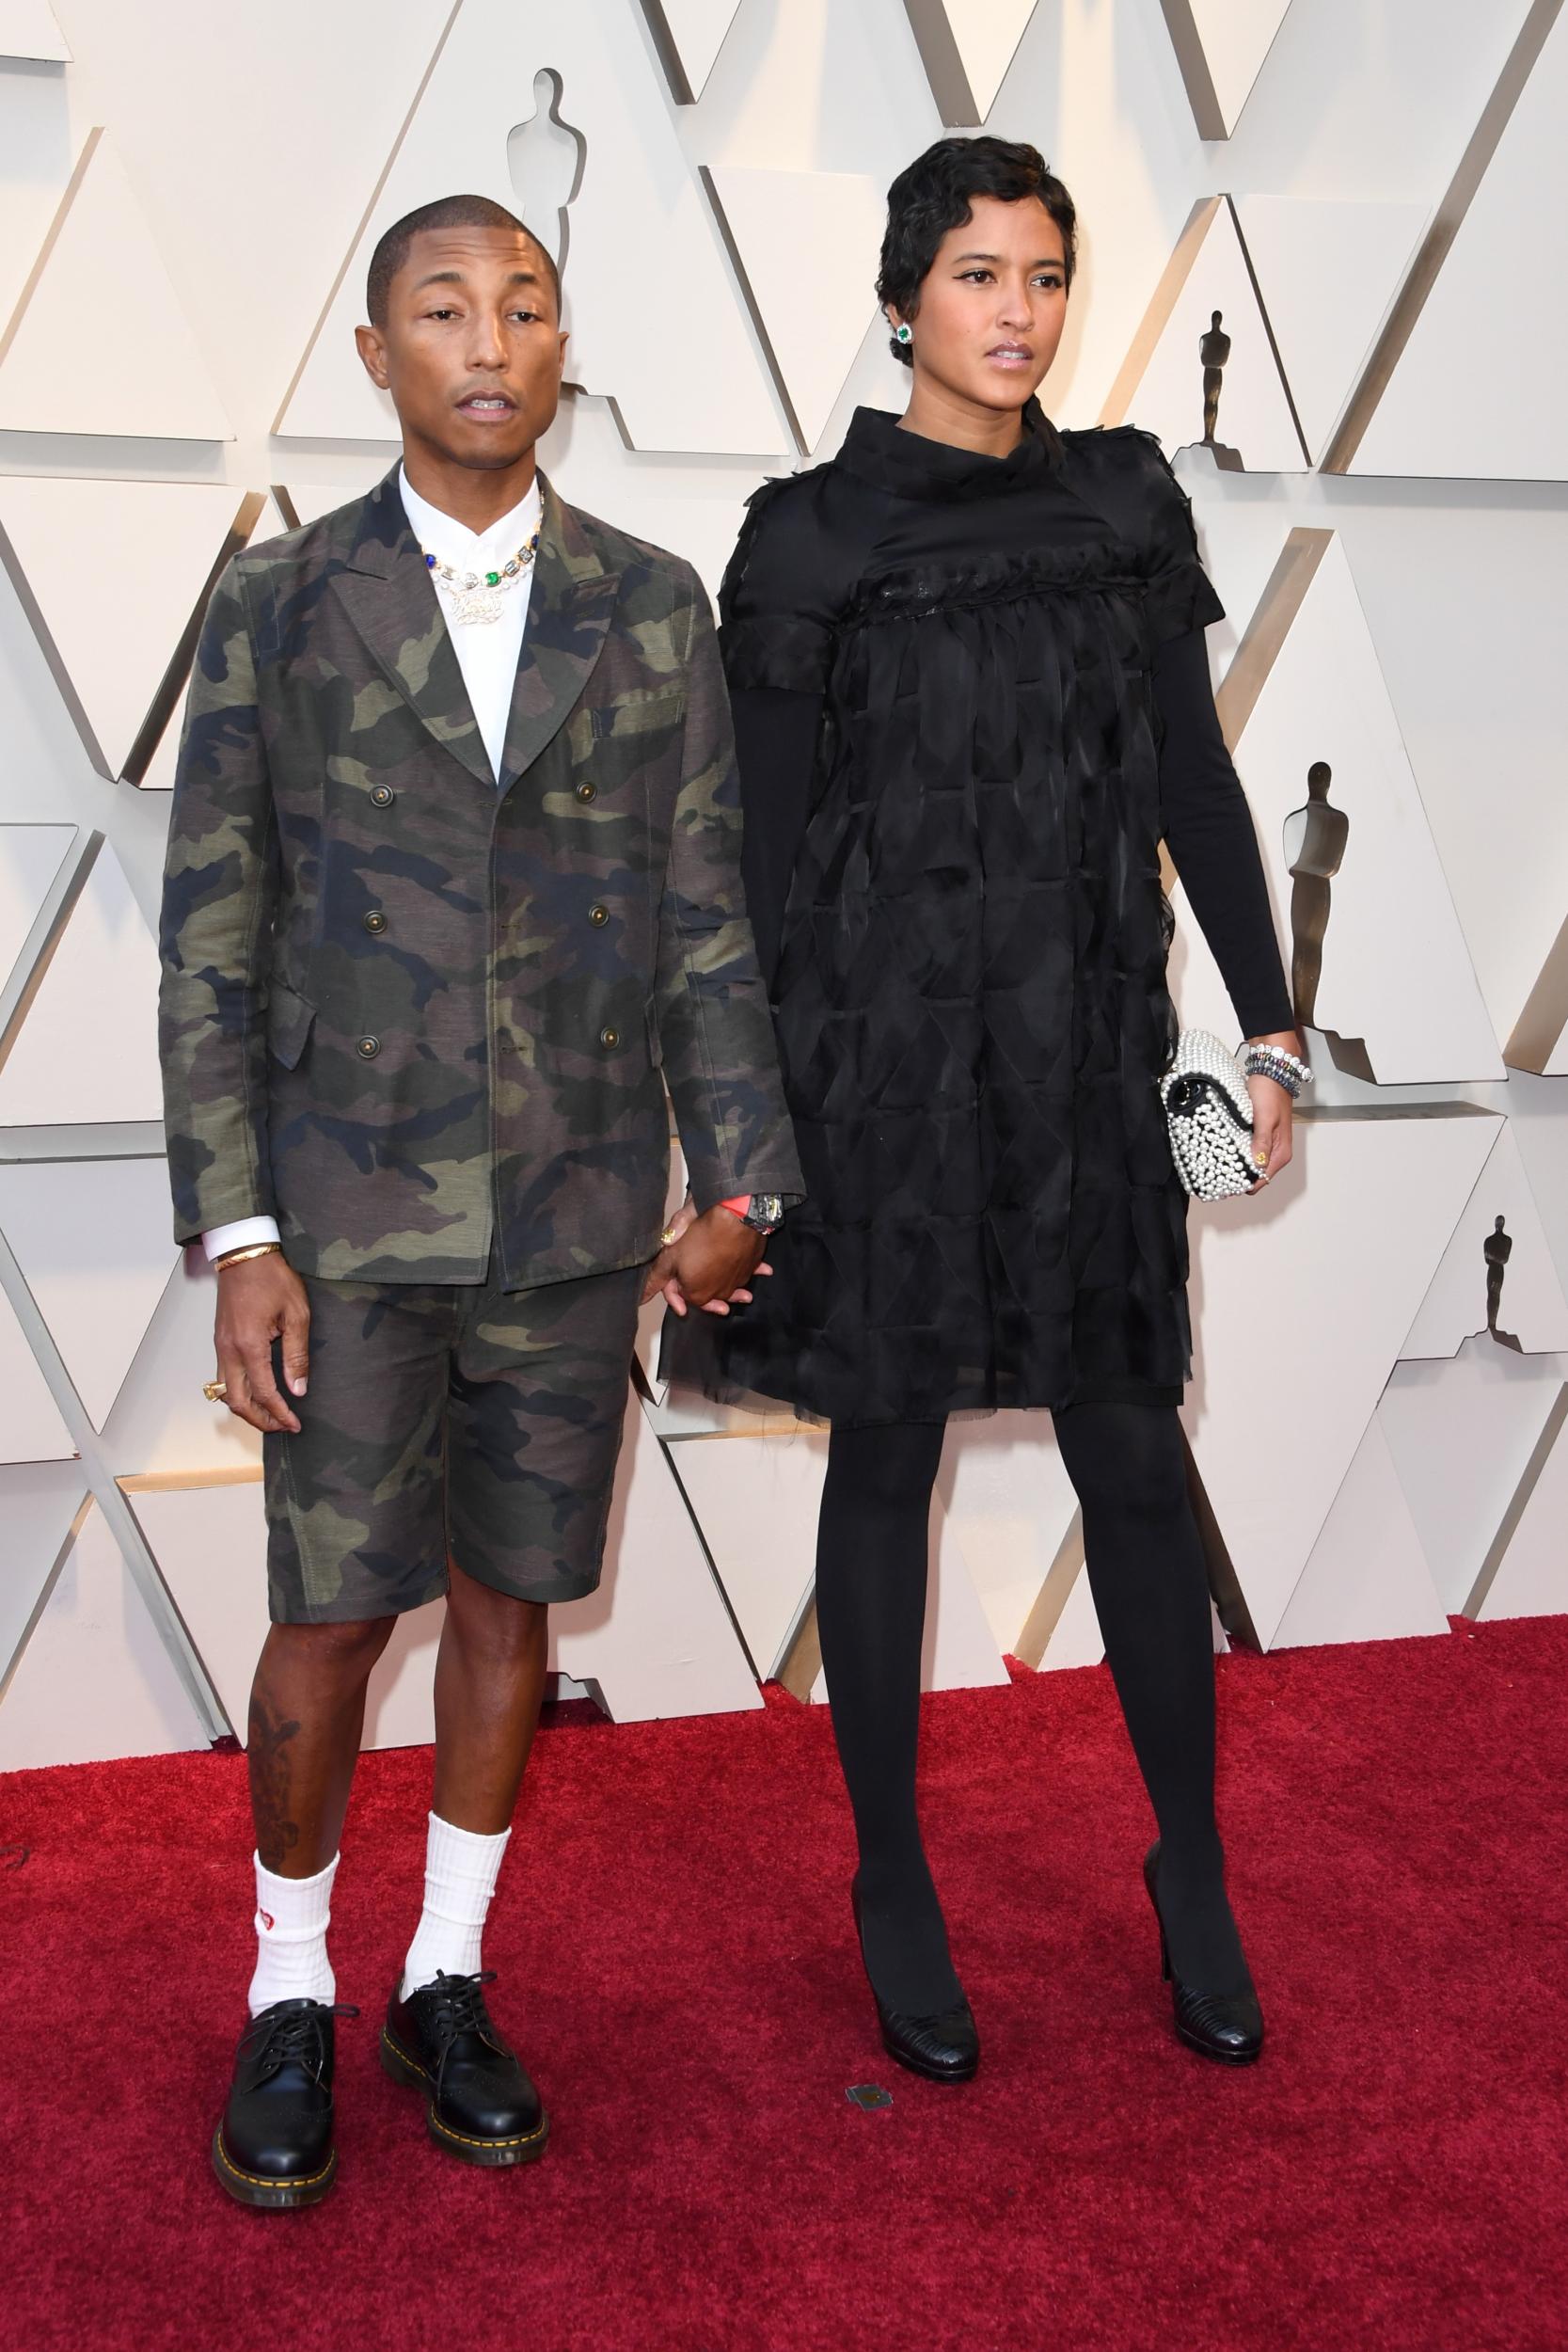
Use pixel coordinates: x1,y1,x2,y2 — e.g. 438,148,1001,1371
397,464,543,568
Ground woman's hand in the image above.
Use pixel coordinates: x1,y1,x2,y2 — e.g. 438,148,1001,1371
1244,1028,1302,1193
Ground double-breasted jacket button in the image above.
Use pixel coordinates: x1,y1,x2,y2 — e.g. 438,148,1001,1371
598,1025,620,1050
362,910,388,934
575,780,596,803
370,785,395,809
588,902,610,927
356,1035,381,1059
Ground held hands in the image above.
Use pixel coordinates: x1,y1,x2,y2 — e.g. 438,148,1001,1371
641,1200,770,1317
214,1252,312,1433
1243,1028,1303,1193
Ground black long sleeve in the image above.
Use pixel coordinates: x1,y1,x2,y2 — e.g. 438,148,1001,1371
1154,628,1296,1040
732,684,823,993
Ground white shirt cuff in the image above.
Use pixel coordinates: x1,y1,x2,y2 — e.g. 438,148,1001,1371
202,1216,281,1263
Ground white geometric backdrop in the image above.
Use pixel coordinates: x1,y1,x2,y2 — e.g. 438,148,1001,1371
1,0,1564,1770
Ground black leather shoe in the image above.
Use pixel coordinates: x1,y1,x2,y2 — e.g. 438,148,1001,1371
851,1881,979,2084
211,1997,356,2208
381,1969,548,2167
1144,1842,1264,2065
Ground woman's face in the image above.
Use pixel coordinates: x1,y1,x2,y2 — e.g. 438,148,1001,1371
892,194,1069,414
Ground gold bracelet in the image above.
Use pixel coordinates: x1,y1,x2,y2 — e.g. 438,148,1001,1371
213,1240,284,1272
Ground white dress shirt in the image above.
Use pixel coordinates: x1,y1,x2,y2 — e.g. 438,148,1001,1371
201,466,543,1264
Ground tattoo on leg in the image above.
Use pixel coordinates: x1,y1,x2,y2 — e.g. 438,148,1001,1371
248,1686,303,1872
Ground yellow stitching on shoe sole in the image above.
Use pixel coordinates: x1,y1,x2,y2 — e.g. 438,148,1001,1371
214,2131,335,2191
383,2026,546,2151
429,2107,547,2152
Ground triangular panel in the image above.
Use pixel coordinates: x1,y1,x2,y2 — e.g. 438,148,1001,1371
1101,198,1307,469
664,1429,825,1679
0,1158,180,1428
1182,1108,1500,1648
0,130,231,440
0,1502,207,1769
0,478,261,785
705,167,885,453
1475,1399,1568,1620
276,0,784,455
100,1252,263,1482
0,823,74,996
0,840,164,1126
1400,1122,1568,1361
0,2,69,61
1271,1416,1449,1647
1170,535,1504,1083
1379,1339,1568,1613
643,0,743,102
135,492,291,792
0,1281,74,1464
550,1394,763,1721
941,1415,1080,1658
1231,197,1428,464
902,1,1037,123
1351,6,1568,481
1160,0,1293,139
0,1466,87,1691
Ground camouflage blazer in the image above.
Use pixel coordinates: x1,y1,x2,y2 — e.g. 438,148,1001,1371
158,468,802,1286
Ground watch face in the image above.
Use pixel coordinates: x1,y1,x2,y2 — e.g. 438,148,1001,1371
747,1193,784,1230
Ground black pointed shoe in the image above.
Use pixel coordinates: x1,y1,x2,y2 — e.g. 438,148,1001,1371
851,1882,980,2085
211,1996,356,2209
381,1969,548,2168
1143,1842,1264,2066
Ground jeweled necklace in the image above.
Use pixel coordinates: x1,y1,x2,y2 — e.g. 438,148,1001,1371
421,527,542,626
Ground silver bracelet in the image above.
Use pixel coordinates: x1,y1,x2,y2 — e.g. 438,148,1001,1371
1241,1041,1313,1098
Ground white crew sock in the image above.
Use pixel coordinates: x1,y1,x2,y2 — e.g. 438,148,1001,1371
400,1813,512,2001
246,1851,339,2016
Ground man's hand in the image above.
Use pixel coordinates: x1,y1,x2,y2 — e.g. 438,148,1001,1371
649,1204,770,1318
214,1253,311,1434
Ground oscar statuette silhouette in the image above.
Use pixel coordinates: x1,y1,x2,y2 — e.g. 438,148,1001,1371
1199,310,1243,471
1483,1216,1523,1353
1286,761,1375,1081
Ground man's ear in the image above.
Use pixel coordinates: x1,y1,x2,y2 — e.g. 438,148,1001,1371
354,323,390,390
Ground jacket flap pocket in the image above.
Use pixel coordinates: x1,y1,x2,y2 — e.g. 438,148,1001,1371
266,980,316,1071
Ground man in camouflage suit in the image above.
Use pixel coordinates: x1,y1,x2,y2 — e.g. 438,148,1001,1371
159,194,801,2207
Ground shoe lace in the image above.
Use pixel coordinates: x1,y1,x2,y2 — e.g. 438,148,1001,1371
423,1969,497,2047
257,1999,359,2076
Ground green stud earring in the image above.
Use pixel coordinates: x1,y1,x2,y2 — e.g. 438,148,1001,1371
895,323,912,346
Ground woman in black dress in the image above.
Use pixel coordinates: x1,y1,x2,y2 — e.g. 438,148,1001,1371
675,138,1306,2077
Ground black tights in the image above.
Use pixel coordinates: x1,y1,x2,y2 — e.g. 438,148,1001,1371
814,1403,1250,2012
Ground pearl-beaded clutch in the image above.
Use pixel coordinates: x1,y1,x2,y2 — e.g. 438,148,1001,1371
1158,1029,1259,1200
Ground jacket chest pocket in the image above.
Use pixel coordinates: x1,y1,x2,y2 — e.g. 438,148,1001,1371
563,688,685,804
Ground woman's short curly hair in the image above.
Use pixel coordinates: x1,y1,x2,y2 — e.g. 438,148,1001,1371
876,136,1078,367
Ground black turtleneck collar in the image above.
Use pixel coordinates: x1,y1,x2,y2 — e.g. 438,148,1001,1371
833,395,1062,501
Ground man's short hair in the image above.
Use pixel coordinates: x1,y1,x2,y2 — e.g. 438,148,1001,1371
365,195,561,326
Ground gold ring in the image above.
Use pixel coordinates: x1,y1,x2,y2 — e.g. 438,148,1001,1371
660,1223,679,1248
1253,1149,1270,1166
202,1379,228,1403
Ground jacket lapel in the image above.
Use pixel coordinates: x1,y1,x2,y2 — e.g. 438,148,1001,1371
498,476,622,792
328,467,493,789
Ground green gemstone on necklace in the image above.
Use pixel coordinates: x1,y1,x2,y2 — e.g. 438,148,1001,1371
485,570,500,587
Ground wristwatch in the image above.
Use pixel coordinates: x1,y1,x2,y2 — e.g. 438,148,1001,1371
720,1192,786,1234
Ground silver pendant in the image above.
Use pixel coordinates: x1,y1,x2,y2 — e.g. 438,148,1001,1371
446,585,505,626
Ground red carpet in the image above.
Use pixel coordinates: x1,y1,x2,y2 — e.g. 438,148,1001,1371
5,1616,1567,2352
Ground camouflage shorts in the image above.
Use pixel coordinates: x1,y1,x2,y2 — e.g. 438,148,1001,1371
262,1260,643,1623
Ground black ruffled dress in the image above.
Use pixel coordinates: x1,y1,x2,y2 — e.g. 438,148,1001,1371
672,403,1294,1427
